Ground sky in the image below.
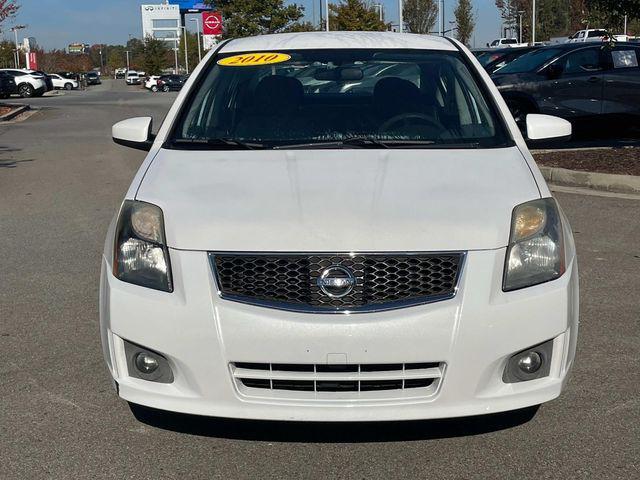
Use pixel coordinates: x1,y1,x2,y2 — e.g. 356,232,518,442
4,0,503,50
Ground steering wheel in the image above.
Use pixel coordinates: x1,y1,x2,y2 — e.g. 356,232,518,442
378,113,443,134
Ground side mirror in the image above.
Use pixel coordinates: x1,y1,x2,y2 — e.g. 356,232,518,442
112,117,155,151
525,114,571,143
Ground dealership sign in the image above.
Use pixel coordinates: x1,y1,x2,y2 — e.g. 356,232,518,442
202,11,222,51
202,11,222,35
27,52,38,70
168,1,212,12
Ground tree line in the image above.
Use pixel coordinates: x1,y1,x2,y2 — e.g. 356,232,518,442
496,0,640,42
2,0,639,75
209,0,477,45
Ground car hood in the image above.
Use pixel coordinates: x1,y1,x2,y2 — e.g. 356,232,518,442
136,147,540,252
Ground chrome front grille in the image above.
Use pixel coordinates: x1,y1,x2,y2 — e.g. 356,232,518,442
210,252,464,313
230,362,445,401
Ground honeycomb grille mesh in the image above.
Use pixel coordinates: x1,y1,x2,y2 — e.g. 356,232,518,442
212,253,463,312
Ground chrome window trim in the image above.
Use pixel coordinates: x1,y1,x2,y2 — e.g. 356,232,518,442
208,251,467,314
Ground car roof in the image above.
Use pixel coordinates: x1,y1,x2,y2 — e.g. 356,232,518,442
221,32,457,53
537,41,638,51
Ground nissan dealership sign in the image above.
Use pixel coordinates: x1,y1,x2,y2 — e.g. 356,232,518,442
202,11,222,50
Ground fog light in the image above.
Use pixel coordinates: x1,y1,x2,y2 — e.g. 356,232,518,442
503,339,553,383
123,340,174,383
135,352,159,374
517,351,542,373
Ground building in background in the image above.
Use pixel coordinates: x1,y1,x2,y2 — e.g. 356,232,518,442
23,37,37,51
141,3,181,43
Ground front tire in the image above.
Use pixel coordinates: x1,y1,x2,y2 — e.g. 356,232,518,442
162,85,170,92
18,84,34,98
64,83,73,90
151,85,158,92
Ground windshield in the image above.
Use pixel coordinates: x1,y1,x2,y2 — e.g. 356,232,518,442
496,48,563,74
479,51,506,67
170,49,510,149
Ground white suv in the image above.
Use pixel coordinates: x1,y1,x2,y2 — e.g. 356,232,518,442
126,71,140,85
144,75,160,92
0,69,47,97
105,32,579,422
48,73,78,90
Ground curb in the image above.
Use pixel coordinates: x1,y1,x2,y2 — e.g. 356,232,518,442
539,166,640,194
0,104,30,122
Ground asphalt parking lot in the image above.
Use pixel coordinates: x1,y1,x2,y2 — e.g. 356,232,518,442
0,79,638,479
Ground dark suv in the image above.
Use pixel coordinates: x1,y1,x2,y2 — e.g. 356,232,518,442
85,71,101,85
0,71,17,98
478,47,539,74
157,74,186,92
492,43,640,129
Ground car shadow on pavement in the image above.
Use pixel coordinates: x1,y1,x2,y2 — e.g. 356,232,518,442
129,403,539,442
0,159,32,168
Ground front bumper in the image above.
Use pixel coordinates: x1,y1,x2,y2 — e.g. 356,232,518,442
100,248,579,421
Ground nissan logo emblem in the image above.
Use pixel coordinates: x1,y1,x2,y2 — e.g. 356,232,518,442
316,266,356,298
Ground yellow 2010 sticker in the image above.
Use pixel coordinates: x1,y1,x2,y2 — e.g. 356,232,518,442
217,52,291,67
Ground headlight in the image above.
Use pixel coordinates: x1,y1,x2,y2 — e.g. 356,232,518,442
503,198,565,291
113,200,173,292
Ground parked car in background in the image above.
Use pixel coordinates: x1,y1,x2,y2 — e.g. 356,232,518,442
106,32,578,422
126,71,141,85
86,71,101,85
0,71,17,98
48,73,78,90
156,74,186,92
32,71,54,91
487,38,527,48
57,72,81,81
566,29,609,43
0,69,47,97
115,68,127,79
492,43,640,130
478,46,539,74
144,75,161,92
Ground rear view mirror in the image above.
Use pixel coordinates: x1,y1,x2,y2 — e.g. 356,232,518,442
314,67,364,81
525,114,571,142
112,117,155,151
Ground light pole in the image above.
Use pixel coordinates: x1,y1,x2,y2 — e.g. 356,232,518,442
398,0,403,33
125,50,130,71
10,25,26,68
325,0,330,31
517,11,524,43
180,26,189,74
373,3,383,21
531,0,536,45
189,18,202,63
174,40,179,74
441,0,445,37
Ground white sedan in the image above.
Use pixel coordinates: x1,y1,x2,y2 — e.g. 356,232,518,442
105,32,578,422
48,73,78,90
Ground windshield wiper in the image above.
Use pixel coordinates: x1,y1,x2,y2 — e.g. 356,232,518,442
169,138,265,150
274,138,441,150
